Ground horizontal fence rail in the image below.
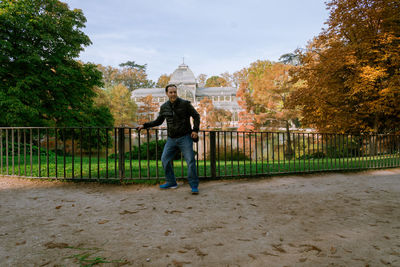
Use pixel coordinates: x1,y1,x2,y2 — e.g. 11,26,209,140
0,127,399,181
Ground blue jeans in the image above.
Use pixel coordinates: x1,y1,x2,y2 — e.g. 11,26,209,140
161,134,199,188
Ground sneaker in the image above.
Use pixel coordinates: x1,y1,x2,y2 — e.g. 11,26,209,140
191,187,199,195
159,183,178,189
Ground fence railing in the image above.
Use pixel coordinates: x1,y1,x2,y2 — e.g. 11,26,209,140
1,127,399,180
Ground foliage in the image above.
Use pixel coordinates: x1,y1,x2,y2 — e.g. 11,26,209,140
287,0,400,133
97,63,155,92
205,76,228,87
109,139,180,160
197,97,232,130
0,0,113,129
156,74,171,88
197,74,208,87
209,146,250,161
95,84,137,127
136,95,159,126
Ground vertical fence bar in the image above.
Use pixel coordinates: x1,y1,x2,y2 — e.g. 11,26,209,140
237,131,239,175
342,134,345,169
105,128,109,179
307,133,310,172
97,128,100,179
217,131,220,177
6,129,9,175
146,129,151,179
17,129,20,176
293,132,296,172
46,129,49,177
271,133,274,173
63,128,66,179
12,129,14,175
80,128,83,179
224,131,227,176
286,132,290,173
283,132,286,172
312,133,315,171
350,134,353,169
297,133,301,172
210,131,216,179
334,134,337,170
249,132,252,175
243,132,246,175
266,132,270,174
376,134,379,168
303,133,306,172
129,128,132,179
118,127,125,180
55,129,58,178
88,128,92,179
138,129,141,179
346,134,349,170
230,131,233,176
255,132,258,174
72,129,74,179
382,135,385,168
38,129,41,178
261,132,264,174
156,130,159,181
115,128,118,178
315,133,319,171
30,129,32,177
203,131,206,177
360,134,363,169
277,132,280,173
0,129,2,175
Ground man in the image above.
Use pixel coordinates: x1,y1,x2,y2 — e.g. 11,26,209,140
138,84,200,194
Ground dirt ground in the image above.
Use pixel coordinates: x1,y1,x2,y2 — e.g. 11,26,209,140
1,169,400,267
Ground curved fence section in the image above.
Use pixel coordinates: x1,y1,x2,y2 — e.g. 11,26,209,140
0,127,399,180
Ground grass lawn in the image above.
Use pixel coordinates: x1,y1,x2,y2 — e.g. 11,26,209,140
1,154,399,181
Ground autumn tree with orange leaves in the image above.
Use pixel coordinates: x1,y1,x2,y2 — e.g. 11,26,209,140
287,0,400,134
136,95,159,126
156,74,171,88
236,60,299,157
197,97,232,130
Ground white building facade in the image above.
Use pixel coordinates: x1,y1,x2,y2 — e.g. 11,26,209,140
132,63,242,128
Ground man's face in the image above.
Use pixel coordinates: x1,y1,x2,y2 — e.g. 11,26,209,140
166,86,178,102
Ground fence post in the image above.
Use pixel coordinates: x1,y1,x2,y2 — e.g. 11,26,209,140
210,131,216,178
118,127,125,180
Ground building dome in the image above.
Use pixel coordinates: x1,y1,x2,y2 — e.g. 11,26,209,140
169,63,196,85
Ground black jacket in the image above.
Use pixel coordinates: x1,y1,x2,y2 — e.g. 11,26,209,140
143,98,200,138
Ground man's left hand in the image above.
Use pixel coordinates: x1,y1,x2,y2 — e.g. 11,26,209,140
191,132,198,139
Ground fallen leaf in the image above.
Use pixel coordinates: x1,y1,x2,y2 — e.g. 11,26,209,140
16,240,26,246
44,242,69,249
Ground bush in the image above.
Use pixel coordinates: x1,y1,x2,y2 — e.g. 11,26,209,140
208,146,250,161
109,139,181,160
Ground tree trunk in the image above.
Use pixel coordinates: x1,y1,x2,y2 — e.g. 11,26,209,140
284,120,294,160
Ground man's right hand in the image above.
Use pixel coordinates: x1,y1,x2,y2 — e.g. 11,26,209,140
137,126,144,131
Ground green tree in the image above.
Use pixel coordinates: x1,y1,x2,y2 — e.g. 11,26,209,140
0,0,113,128
97,63,155,92
205,76,228,87
95,84,137,127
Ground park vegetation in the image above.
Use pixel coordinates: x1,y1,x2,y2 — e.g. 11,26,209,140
1,0,399,135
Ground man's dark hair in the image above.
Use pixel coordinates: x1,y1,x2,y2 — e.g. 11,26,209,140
165,84,177,93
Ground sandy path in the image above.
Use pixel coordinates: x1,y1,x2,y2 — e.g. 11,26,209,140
1,169,400,266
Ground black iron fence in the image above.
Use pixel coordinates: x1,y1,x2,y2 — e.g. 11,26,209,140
1,127,399,181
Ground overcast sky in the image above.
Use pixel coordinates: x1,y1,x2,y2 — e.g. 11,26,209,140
62,0,329,82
